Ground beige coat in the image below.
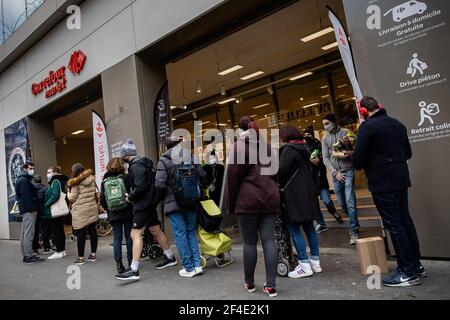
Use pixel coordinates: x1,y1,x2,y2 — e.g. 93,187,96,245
67,169,99,230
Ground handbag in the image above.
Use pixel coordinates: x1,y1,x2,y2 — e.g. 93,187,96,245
50,180,69,218
10,201,21,218
279,166,300,193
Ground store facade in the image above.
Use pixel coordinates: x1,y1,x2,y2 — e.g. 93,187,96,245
0,0,448,258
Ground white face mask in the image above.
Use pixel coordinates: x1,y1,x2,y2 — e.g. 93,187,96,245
28,169,35,176
209,156,217,165
47,173,53,181
324,123,334,133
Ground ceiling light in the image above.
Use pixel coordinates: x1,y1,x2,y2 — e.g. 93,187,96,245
321,95,330,99
289,72,313,81
218,123,227,126
236,97,243,104
170,106,177,110
218,65,243,76
302,103,320,109
300,97,304,101
338,84,349,89
343,97,356,102
250,115,257,118
339,94,347,98
240,71,264,81
220,85,226,96
321,42,339,51
71,130,85,135
218,98,236,105
301,27,334,42
202,121,211,125
172,118,177,121
253,103,270,109
320,85,328,89
266,86,274,95
196,81,202,93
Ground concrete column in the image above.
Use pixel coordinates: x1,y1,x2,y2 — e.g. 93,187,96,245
28,116,57,177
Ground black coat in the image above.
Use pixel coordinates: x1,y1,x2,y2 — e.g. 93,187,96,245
128,156,156,212
306,138,330,191
33,183,48,216
14,171,38,215
278,143,321,223
352,109,412,193
100,171,133,222
203,163,225,205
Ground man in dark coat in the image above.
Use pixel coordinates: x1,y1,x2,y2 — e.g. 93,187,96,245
304,128,343,233
115,139,175,281
352,97,424,288
15,163,44,264
202,150,225,206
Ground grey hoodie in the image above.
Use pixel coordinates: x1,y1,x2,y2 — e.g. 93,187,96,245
155,148,206,214
321,127,354,176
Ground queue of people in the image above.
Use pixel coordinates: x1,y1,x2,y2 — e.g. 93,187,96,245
14,96,425,294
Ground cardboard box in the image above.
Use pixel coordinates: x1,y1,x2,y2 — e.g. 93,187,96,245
356,237,389,275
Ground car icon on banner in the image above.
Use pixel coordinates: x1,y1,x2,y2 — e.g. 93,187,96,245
384,1,427,23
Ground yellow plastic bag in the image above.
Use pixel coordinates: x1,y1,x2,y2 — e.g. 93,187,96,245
198,227,232,257
200,199,221,217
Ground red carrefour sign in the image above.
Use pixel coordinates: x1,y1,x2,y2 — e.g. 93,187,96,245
31,50,87,99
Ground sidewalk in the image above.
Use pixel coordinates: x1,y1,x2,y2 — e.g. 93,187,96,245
1,228,449,300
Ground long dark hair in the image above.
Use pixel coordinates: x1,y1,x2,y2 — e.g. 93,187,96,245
279,125,304,143
71,163,85,178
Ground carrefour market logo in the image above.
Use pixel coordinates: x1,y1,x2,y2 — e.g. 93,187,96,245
31,50,87,99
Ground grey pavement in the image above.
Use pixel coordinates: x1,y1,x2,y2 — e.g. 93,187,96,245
1,228,449,300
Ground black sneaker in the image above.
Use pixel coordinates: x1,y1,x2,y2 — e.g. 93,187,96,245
43,248,54,255
87,254,97,262
383,272,421,287
415,265,427,278
24,256,45,264
74,258,86,266
155,256,178,270
315,224,329,234
115,268,140,281
332,212,344,224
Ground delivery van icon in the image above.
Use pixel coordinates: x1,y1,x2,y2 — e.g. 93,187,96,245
384,1,427,23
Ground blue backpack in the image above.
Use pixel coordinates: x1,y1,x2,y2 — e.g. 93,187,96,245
163,155,202,208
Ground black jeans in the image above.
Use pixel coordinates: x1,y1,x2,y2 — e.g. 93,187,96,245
51,216,66,253
372,189,421,276
237,213,277,288
76,222,98,257
41,219,52,250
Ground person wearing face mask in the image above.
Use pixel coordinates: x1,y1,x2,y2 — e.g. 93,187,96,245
15,162,44,264
42,166,68,260
202,150,225,206
304,128,343,234
321,114,360,245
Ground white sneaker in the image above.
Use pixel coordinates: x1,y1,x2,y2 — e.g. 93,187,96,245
288,261,314,279
309,259,322,273
62,251,67,257
179,268,197,278
48,252,64,260
195,267,204,275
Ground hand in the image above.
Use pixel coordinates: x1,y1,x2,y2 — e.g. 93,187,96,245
126,196,131,203
336,172,346,182
311,158,320,165
343,151,353,158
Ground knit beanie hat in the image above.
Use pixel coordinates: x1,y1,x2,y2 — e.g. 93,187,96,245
121,138,137,157
323,113,337,123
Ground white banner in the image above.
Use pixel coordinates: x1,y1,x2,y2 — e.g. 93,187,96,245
92,111,109,188
328,9,364,109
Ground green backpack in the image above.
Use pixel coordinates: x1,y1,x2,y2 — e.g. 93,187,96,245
104,175,128,212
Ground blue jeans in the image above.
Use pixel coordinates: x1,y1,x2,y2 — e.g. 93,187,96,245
287,222,319,262
168,211,201,272
317,189,333,227
333,169,359,232
372,189,421,276
111,218,133,262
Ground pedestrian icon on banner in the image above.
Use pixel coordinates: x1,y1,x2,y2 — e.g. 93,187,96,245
407,53,428,77
418,101,440,127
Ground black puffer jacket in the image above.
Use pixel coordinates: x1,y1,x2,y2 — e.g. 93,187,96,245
33,183,48,216
306,138,330,191
14,171,38,215
100,171,133,222
278,143,321,223
128,156,156,212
